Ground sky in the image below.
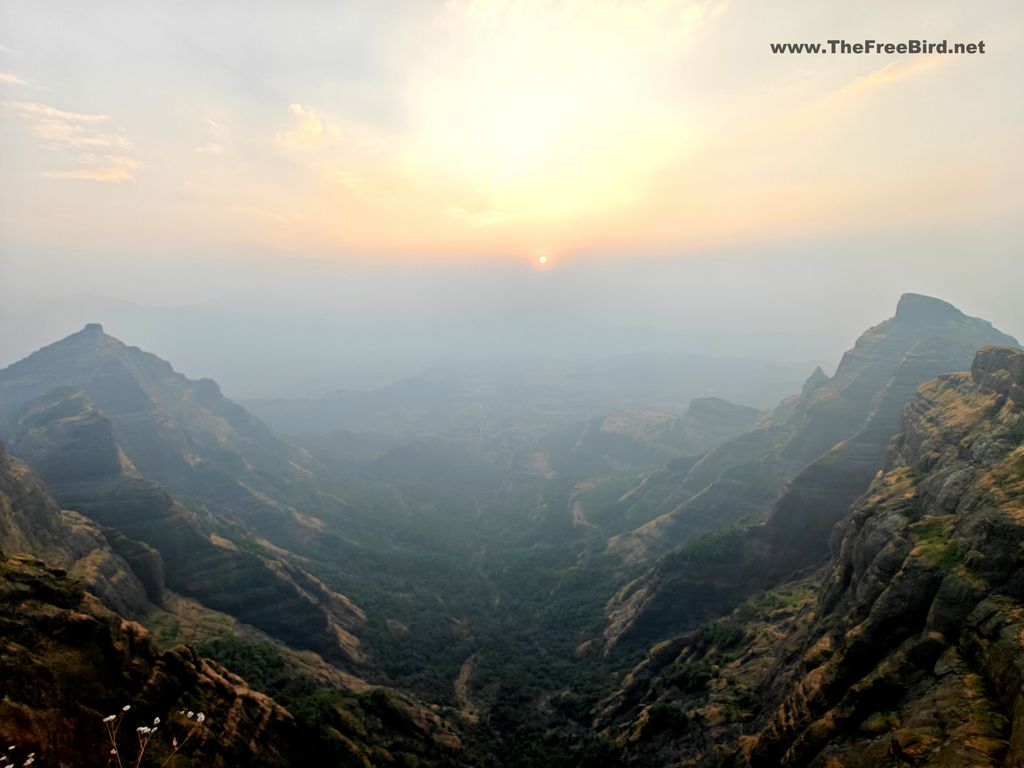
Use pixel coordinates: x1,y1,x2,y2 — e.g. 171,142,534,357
1,0,1022,389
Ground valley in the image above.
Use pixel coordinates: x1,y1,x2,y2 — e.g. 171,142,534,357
1,294,1023,767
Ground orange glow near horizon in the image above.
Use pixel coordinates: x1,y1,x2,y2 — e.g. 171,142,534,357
0,1,1016,265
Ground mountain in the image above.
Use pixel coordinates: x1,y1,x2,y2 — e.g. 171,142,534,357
602,295,1019,649
0,324,335,549
608,294,1019,565
4,298,1021,767
595,344,1024,766
0,327,368,663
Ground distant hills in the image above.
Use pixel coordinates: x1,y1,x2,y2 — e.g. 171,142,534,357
0,290,839,401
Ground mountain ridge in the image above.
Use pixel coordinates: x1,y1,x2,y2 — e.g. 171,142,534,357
602,294,1019,650
594,344,1024,766
0,328,381,666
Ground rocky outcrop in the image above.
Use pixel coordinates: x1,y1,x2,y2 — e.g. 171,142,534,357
0,554,313,768
603,296,1019,650
599,345,1024,767
745,344,1024,766
4,390,367,664
0,437,155,618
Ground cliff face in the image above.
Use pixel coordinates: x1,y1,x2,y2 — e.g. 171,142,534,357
599,345,1024,768
603,296,1019,650
607,294,1018,566
0,554,314,768
4,388,366,664
746,344,1024,766
0,554,466,768
0,448,464,768
0,437,155,618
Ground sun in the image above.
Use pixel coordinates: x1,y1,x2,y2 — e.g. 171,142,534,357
533,252,553,269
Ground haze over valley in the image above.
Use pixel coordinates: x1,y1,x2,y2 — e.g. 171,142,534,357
2,292,1023,767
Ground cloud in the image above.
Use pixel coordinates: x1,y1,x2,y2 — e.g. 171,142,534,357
43,155,140,183
2,100,139,182
2,100,108,123
839,56,946,97
0,72,27,86
194,116,230,155
275,103,341,151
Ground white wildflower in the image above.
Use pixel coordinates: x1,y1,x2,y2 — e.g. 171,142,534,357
136,726,150,734
110,749,117,755
152,717,160,725
122,704,131,712
102,714,117,723
187,711,194,719
196,713,206,724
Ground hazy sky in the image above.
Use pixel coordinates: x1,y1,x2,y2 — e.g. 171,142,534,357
1,0,1022,363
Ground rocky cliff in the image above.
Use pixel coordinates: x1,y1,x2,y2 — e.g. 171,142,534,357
597,345,1024,767
0,553,464,768
0,554,308,768
4,387,367,664
603,295,1019,650
0,442,465,767
0,437,155,618
746,343,1024,766
607,294,1018,566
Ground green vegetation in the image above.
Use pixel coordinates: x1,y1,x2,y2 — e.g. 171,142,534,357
663,528,742,570
198,635,462,767
641,702,690,735
909,516,960,570
664,660,713,692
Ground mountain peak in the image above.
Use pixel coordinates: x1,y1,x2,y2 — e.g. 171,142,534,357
801,365,829,396
63,322,118,348
893,293,964,325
